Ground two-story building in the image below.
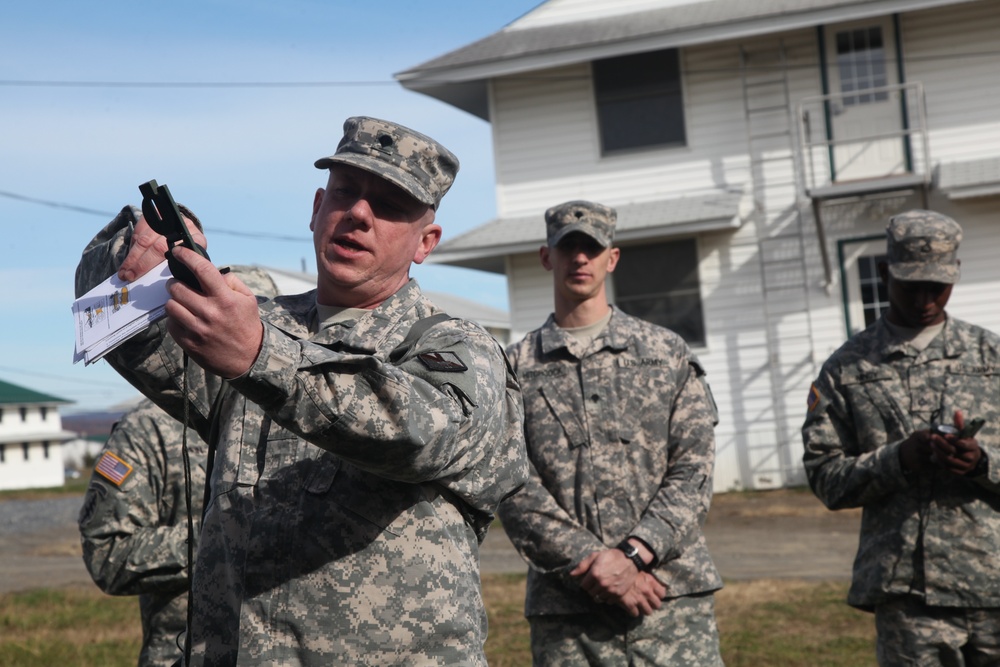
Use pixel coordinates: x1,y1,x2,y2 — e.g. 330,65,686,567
397,0,1000,491
0,379,74,490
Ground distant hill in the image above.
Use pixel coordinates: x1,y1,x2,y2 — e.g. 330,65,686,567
62,410,125,438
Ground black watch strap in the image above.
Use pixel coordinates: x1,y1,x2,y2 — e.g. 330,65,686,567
616,540,647,572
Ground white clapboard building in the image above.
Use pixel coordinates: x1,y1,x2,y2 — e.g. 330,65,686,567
0,379,74,490
397,0,1000,491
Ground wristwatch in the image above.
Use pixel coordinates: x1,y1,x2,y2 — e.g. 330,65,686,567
616,540,647,572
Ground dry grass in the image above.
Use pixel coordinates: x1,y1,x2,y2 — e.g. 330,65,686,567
483,574,876,667
0,574,874,666
711,487,862,520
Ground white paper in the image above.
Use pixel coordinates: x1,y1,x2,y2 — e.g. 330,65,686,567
72,261,172,365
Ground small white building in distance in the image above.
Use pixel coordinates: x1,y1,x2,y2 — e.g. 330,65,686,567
0,379,75,490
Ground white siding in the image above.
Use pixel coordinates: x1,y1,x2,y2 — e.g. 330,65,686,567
903,3,1000,165
493,0,1000,493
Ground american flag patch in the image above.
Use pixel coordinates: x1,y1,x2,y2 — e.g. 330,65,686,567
95,451,133,486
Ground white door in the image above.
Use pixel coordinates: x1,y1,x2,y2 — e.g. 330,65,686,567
825,19,906,182
840,237,889,336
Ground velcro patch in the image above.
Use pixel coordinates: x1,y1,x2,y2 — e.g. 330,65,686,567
417,351,468,372
807,383,822,413
94,451,133,487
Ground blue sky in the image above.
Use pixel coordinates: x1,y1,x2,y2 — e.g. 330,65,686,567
0,0,542,413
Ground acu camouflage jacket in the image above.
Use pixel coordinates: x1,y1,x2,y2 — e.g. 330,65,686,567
75,206,528,666
79,398,205,667
497,307,722,616
803,315,1000,610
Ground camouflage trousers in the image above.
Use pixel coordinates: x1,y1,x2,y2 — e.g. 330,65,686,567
528,592,724,667
875,596,1000,666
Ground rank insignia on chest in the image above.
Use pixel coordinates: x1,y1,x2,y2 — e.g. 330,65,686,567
94,451,134,486
807,383,822,413
418,351,469,372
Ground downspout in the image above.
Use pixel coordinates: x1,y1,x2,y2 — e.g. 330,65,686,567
814,26,834,293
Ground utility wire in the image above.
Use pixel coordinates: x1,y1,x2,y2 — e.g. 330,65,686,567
0,189,309,243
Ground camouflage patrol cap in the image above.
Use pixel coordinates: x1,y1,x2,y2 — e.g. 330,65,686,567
314,116,459,210
886,209,962,284
227,265,280,298
544,200,616,248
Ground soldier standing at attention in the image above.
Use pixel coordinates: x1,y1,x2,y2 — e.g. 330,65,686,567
498,200,724,666
803,210,1000,666
74,117,528,667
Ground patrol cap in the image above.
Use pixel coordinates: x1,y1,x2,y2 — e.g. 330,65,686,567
227,265,280,298
314,116,459,210
886,209,962,284
544,200,616,248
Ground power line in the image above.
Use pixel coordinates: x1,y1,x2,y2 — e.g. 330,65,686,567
0,189,309,243
0,79,394,88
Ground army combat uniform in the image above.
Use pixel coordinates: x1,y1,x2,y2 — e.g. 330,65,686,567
498,307,723,666
75,206,528,666
79,399,206,667
803,316,1000,656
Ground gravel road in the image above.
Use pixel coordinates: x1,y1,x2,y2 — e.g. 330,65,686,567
0,490,861,594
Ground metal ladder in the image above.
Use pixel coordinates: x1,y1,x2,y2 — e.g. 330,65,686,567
739,40,817,489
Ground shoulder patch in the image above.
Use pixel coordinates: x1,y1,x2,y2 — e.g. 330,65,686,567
94,451,133,487
807,383,823,413
417,351,469,372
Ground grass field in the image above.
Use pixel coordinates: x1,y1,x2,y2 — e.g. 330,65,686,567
0,575,875,667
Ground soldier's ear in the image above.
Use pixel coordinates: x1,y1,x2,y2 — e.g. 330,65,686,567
540,245,553,271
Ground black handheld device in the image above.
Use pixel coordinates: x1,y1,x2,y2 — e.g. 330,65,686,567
138,179,211,291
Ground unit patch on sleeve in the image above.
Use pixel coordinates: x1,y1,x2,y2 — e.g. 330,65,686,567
807,383,823,413
417,351,469,372
94,451,134,487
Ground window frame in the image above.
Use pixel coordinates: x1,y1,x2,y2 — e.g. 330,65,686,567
592,47,688,156
610,236,706,347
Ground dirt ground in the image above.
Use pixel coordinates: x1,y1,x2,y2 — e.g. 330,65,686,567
0,488,860,595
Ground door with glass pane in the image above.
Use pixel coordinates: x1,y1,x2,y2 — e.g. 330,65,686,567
825,18,906,181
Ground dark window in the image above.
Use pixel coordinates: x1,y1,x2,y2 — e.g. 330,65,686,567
22,443,29,461
40,407,48,420
0,444,4,463
43,442,50,459
19,407,27,421
613,238,705,345
593,48,686,154
836,26,889,106
858,254,889,327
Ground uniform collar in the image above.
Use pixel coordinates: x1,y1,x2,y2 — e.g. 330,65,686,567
539,305,631,357
262,280,425,355
874,313,965,359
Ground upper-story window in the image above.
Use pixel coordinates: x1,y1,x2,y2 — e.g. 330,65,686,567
612,238,705,346
836,26,889,106
40,407,48,421
22,443,29,461
593,48,686,154
19,407,27,422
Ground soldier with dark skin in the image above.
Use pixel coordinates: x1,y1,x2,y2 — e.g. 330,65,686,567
75,117,528,667
804,210,1000,666
498,201,724,666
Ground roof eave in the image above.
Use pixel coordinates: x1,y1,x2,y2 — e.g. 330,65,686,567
397,0,971,114
428,213,743,271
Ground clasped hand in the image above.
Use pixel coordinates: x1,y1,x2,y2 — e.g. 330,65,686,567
571,548,667,618
119,216,264,379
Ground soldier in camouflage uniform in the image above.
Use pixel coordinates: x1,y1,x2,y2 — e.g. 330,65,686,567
497,201,724,666
78,268,278,667
79,399,205,667
803,210,1000,666
74,116,528,667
